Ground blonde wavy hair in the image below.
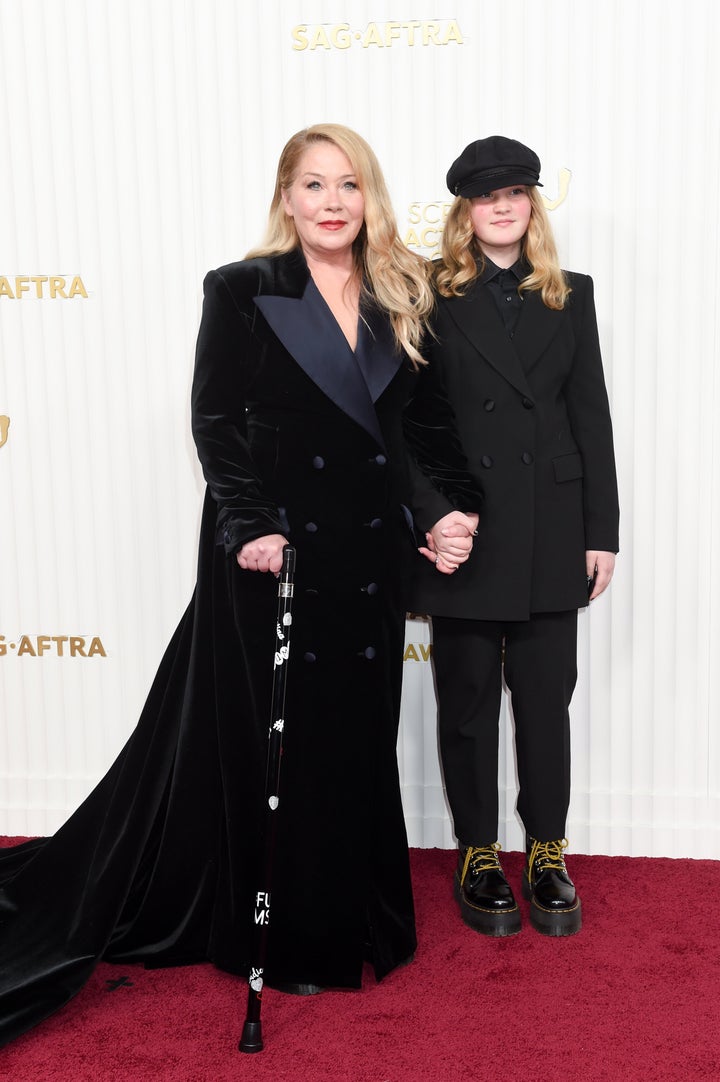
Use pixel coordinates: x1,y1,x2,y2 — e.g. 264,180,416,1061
247,123,433,367
434,186,571,309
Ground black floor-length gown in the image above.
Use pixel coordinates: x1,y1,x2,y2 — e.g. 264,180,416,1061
0,250,419,1046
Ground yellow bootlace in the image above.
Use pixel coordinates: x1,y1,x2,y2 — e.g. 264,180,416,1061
460,842,503,885
527,838,569,883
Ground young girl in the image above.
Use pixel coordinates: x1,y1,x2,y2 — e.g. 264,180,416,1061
405,135,619,937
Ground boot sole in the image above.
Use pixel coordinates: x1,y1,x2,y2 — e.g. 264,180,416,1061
522,876,582,936
454,878,522,937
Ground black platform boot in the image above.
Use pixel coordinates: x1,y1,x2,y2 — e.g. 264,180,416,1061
454,842,521,936
522,837,582,936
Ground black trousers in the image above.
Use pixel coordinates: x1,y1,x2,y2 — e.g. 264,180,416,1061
431,611,578,846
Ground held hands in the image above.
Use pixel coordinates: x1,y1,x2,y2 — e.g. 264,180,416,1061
586,550,616,600
237,534,289,575
419,511,479,575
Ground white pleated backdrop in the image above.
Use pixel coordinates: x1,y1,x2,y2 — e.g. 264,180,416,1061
1,0,719,857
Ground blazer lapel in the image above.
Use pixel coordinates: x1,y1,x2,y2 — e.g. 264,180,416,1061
442,281,534,399
355,302,403,404
253,266,387,447
511,289,565,373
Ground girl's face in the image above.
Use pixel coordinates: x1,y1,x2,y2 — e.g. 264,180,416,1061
469,185,532,266
281,141,365,265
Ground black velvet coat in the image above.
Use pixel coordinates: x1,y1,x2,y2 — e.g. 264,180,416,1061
0,249,418,1046
406,272,619,620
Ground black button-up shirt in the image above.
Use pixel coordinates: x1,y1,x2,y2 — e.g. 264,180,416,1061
481,257,529,338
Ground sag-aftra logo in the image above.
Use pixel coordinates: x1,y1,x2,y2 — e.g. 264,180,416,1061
0,635,107,658
0,275,88,299
292,20,463,50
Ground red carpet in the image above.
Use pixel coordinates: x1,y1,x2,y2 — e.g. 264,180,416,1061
1,844,718,1081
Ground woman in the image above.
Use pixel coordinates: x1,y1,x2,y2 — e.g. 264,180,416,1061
0,124,439,1045
405,135,619,938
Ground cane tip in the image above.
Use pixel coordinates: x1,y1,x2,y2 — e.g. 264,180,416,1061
239,1020,264,1053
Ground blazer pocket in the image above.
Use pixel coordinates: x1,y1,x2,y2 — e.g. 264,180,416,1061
552,451,583,483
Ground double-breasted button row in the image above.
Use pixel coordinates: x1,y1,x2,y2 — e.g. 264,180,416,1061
483,398,535,412
303,645,377,662
480,452,535,468
304,583,379,596
312,453,387,469
305,520,385,531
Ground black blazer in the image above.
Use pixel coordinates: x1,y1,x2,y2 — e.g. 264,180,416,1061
406,271,619,621
191,247,418,557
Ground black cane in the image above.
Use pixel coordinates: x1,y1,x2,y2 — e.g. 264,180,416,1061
239,544,296,1054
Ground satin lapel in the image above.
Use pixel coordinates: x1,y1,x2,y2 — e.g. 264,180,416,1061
511,289,565,373
355,304,403,404
253,277,386,448
442,281,534,399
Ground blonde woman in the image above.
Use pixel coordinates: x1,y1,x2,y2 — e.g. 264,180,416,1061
405,136,619,938
0,125,443,1045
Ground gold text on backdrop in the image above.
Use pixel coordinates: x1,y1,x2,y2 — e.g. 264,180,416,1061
0,276,89,299
292,20,463,50
0,635,107,658
404,202,454,254
403,642,432,662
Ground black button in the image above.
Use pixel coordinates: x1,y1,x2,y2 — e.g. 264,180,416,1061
370,518,383,529
480,455,493,469
362,647,376,660
305,522,318,532
303,652,316,663
312,456,325,469
374,454,387,466
521,451,534,465
522,397,534,410
483,399,495,412
365,582,379,595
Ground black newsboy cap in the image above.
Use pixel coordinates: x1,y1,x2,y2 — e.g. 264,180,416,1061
447,135,542,197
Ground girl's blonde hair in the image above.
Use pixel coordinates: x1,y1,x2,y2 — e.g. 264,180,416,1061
434,186,571,309
248,124,433,366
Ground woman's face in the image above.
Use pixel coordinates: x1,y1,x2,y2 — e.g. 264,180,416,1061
468,185,532,265
281,141,365,264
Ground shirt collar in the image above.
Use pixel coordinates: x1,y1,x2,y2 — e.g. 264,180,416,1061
479,256,529,284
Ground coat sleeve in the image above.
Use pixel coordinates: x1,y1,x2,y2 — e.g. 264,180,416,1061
564,275,620,553
403,351,484,533
191,268,284,555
